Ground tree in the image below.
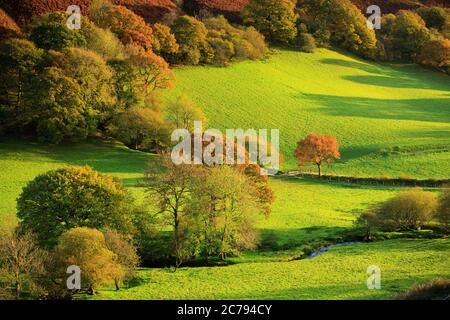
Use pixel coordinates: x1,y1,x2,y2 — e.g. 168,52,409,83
0,39,43,133
374,189,438,231
294,133,340,177
52,227,124,295
152,22,179,57
391,10,431,61
166,95,207,131
32,67,92,144
102,228,140,290
54,47,117,123
242,0,297,44
29,12,88,51
90,2,154,51
17,166,134,247
171,15,212,65
418,39,450,74
86,25,126,61
354,211,378,241
144,154,204,267
0,231,48,299
301,0,377,57
187,166,259,261
417,6,448,31
126,45,175,94
436,187,450,229
108,106,170,151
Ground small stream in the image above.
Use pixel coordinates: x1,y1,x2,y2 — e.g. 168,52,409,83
306,241,362,259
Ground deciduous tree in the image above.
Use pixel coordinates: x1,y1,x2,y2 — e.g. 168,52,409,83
294,133,340,177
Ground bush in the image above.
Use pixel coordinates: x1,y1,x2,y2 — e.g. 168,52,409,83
296,33,316,53
396,278,450,300
374,189,438,231
17,166,134,247
416,7,448,31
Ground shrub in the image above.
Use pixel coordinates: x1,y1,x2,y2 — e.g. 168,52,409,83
0,8,22,40
375,189,438,231
17,166,134,247
416,6,448,31
296,33,316,53
396,278,450,300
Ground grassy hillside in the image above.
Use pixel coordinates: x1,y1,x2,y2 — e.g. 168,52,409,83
168,48,450,178
95,239,450,300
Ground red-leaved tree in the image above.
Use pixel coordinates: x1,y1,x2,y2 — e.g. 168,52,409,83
294,133,340,177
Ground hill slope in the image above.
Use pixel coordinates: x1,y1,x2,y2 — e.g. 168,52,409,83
168,48,450,178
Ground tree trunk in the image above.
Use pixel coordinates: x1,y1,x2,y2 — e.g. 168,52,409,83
114,279,120,291
317,163,322,178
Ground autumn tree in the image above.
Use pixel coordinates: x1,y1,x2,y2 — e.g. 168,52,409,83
126,45,175,94
242,0,297,44
17,166,134,247
418,38,450,74
166,95,207,131
0,231,48,299
152,22,179,58
102,228,140,290
52,227,124,295
86,25,126,61
90,2,154,51
294,133,340,177
416,6,448,31
0,8,22,40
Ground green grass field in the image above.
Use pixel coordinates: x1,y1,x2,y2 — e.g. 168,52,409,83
95,239,450,300
168,48,450,178
0,48,449,300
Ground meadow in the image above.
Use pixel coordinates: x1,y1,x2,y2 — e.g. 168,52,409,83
0,48,449,299
168,48,450,178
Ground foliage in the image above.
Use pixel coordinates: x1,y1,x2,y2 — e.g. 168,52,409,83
0,39,43,134
17,166,134,247
86,25,126,61
102,228,140,289
373,189,438,231
0,230,48,299
152,22,179,57
242,0,297,44
166,95,207,131
296,33,316,53
294,133,341,177
29,12,88,51
108,106,170,151
171,15,212,65
417,38,450,74
0,8,22,40
396,277,450,300
52,227,124,294
416,6,448,31
301,0,377,57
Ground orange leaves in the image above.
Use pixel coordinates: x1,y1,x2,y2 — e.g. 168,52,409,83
294,133,341,167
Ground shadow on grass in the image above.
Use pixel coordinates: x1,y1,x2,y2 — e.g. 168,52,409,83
298,92,450,123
